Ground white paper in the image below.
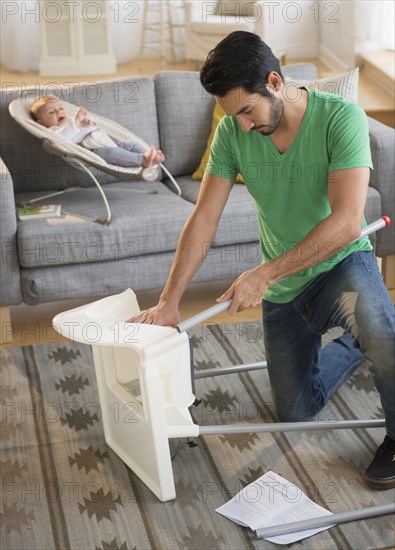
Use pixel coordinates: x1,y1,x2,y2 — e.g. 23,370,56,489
216,471,334,545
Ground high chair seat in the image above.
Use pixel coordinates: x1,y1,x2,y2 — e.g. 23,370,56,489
53,288,197,502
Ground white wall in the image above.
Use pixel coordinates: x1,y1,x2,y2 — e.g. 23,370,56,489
109,0,145,63
0,0,147,72
266,1,320,60
319,0,355,71
2,0,391,74
319,0,394,72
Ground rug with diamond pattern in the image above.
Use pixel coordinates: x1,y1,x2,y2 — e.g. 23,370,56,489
1,321,394,549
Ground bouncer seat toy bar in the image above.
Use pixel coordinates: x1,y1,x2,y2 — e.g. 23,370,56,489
8,97,182,225
52,217,390,504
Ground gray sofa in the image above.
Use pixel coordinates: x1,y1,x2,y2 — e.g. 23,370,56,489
1,65,394,310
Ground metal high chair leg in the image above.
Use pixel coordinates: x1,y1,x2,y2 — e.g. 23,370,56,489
255,503,395,540
176,218,390,437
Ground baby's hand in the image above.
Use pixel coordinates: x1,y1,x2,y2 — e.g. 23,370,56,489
75,107,87,121
75,107,95,127
80,118,95,127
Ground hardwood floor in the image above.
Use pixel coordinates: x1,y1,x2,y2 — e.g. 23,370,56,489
0,58,192,84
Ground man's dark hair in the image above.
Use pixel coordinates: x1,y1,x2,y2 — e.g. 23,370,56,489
200,31,284,97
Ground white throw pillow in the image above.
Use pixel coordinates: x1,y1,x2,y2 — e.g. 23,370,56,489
284,68,359,103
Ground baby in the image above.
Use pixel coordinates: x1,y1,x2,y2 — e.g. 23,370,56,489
31,95,165,168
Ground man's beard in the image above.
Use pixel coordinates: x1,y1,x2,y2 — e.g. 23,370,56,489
253,97,284,136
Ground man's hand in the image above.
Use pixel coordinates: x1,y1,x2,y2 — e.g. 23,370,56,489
126,302,180,327
216,265,272,316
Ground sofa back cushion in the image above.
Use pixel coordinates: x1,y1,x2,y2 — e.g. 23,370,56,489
0,77,159,193
154,71,216,177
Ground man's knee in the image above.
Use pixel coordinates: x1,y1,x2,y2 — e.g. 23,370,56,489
274,398,318,423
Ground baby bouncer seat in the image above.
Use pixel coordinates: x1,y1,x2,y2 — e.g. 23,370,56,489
9,97,181,224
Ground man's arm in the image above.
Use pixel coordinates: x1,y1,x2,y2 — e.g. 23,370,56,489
128,173,234,325
219,167,370,315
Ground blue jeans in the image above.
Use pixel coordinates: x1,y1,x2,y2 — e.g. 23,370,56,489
262,251,395,438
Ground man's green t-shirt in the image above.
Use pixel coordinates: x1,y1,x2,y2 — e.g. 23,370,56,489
206,87,374,303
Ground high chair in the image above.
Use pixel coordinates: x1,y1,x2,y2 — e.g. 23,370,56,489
53,217,393,533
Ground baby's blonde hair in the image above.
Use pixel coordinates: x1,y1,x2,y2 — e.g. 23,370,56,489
30,95,60,121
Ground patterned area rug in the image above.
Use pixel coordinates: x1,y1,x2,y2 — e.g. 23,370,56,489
1,321,394,550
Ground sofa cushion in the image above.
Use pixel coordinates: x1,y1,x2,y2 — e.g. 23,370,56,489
154,71,216,177
168,176,381,250
17,184,381,304
280,63,318,81
1,77,160,193
20,252,180,304
166,175,259,247
16,181,194,268
20,241,262,305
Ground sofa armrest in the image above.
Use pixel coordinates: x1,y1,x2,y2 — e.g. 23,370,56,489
368,117,395,257
0,158,22,306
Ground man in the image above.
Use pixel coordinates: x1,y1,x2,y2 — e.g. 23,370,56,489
130,32,395,489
